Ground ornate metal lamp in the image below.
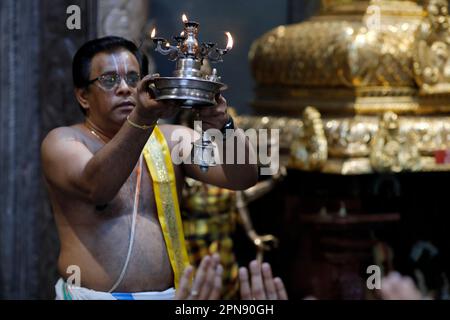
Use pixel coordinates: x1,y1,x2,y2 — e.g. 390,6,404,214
150,14,234,172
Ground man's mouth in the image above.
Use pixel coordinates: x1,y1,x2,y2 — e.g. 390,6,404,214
116,101,136,109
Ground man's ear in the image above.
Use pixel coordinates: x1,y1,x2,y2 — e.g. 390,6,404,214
74,88,90,113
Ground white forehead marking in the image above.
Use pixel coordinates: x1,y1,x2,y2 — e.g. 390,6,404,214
123,53,129,74
110,54,120,74
110,52,129,74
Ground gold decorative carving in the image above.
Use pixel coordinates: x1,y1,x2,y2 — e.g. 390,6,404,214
413,0,450,94
369,111,421,172
246,0,450,174
325,115,450,157
235,114,304,163
238,112,450,174
325,116,376,157
289,107,328,170
248,0,450,115
322,158,373,175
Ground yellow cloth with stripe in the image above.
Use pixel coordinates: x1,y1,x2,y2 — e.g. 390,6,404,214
143,125,190,289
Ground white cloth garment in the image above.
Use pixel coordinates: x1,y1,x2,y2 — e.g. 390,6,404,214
55,278,176,300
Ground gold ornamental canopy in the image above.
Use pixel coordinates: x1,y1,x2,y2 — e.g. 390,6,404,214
249,0,450,116
239,0,450,174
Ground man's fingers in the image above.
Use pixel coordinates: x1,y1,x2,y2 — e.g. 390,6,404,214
249,260,266,300
198,103,227,115
158,104,181,119
262,263,277,300
190,255,211,300
139,74,154,87
178,255,224,300
380,276,395,300
381,273,418,300
138,78,156,99
273,277,288,300
239,262,288,301
239,267,252,300
192,94,228,131
196,109,228,131
215,94,227,106
197,107,222,118
386,273,404,299
140,73,160,81
400,277,422,300
389,275,422,300
175,265,193,300
209,264,223,300
198,254,218,299
138,74,161,99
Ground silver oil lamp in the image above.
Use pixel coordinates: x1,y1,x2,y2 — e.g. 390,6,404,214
150,14,234,172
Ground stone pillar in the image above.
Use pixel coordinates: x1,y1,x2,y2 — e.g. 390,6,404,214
97,0,155,73
0,0,98,299
97,0,149,40
0,0,41,299
38,0,98,299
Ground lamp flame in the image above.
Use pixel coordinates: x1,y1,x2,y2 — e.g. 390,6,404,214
225,32,233,50
180,31,185,37
150,28,156,38
182,14,188,23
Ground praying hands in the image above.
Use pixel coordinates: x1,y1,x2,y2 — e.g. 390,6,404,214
176,255,288,300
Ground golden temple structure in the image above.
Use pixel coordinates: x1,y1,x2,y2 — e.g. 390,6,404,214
238,0,450,174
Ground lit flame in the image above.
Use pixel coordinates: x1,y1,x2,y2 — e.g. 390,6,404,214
182,14,188,23
150,28,156,38
225,32,233,50
180,31,185,37
165,42,170,48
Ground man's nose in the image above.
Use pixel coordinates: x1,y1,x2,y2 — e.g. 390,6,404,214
116,78,132,95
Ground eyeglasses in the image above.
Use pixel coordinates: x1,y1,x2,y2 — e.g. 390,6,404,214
88,72,140,90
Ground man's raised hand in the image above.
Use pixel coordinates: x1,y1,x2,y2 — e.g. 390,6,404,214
175,254,223,300
135,73,180,120
239,260,288,300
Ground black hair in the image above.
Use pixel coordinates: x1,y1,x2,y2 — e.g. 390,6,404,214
72,36,148,115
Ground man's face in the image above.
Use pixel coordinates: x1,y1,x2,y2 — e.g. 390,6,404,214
85,49,141,129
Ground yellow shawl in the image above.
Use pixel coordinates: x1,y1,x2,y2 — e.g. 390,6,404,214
143,125,190,289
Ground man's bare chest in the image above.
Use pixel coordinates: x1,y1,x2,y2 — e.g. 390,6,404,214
97,166,157,219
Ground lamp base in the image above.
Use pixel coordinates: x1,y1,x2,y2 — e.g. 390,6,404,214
153,77,227,107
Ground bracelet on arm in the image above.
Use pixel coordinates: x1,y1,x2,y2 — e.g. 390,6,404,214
126,115,157,130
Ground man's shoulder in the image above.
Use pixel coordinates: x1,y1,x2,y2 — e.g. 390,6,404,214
41,125,85,154
43,124,84,142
